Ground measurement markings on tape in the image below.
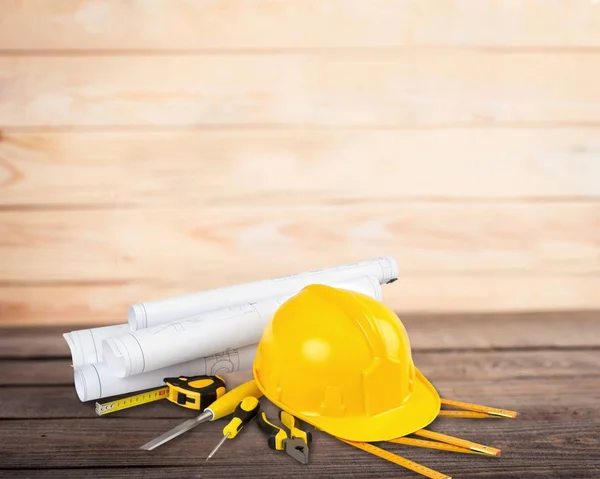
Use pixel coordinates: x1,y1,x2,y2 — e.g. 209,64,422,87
95,387,168,416
337,438,451,479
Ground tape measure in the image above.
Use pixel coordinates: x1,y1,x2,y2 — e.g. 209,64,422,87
95,387,169,416
440,398,518,419
437,410,497,419
389,437,488,455
95,375,226,416
338,438,451,479
333,398,512,477
414,429,501,456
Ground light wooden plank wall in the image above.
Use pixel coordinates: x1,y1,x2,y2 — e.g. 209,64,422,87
0,1,599,325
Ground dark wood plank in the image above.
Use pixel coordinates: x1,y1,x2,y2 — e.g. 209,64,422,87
2,375,599,420
0,359,73,385
5,348,600,386
1,318,599,478
0,351,600,428
403,310,600,351
1,311,599,358
0,412,598,478
0,326,72,358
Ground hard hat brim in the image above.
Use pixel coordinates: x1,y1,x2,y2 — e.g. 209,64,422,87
254,367,441,443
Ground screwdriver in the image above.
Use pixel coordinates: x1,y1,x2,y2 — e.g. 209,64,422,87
139,379,262,450
205,396,260,461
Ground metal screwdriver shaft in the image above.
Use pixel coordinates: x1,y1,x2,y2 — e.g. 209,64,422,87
205,396,260,461
206,433,230,461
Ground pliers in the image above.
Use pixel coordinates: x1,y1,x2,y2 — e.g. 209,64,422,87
257,409,312,464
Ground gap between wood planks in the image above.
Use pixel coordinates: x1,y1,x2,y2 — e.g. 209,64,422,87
1,198,600,213
1,343,599,363
4,122,600,132
3,46,600,56
2,311,599,354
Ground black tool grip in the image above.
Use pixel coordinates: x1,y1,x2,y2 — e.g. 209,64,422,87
257,411,287,450
234,396,260,425
223,397,260,439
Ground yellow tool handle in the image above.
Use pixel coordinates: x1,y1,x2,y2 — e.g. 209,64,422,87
414,429,501,456
389,437,487,455
440,398,518,418
206,379,263,421
257,411,288,450
222,396,260,440
279,410,312,445
338,439,451,479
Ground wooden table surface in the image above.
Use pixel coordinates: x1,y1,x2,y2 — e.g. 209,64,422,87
1,311,599,478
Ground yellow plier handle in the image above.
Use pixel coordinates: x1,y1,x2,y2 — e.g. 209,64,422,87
257,411,289,450
257,410,311,464
280,410,312,446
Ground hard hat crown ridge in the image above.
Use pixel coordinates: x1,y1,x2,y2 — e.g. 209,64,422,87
252,283,440,442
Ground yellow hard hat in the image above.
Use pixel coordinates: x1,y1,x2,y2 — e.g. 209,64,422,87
252,283,440,442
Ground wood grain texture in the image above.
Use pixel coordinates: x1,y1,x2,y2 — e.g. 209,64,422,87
0,387,598,477
3,413,598,475
1,2,600,320
4,376,600,420
2,278,600,326
3,347,600,388
1,0,600,50
0,367,598,476
1,459,596,479
1,129,600,205
3,311,599,357
1,52,599,127
1,204,598,281
1,313,599,478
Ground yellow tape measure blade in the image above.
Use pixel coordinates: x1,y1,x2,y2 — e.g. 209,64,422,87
437,410,497,419
389,437,488,455
95,387,169,416
338,438,451,479
414,429,501,457
440,398,518,419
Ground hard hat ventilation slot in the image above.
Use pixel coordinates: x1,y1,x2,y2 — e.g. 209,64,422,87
319,385,346,417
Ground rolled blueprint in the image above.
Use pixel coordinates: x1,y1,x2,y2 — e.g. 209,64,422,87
104,276,382,378
63,323,130,367
129,256,397,330
74,344,257,401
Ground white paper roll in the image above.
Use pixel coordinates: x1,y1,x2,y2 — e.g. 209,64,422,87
63,324,130,367
74,344,257,402
129,256,397,330
104,276,382,378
